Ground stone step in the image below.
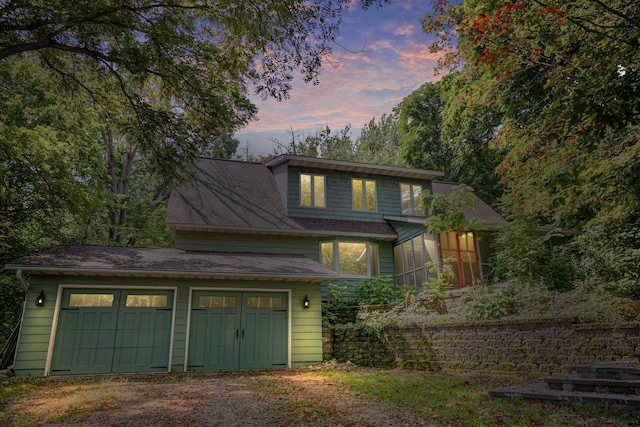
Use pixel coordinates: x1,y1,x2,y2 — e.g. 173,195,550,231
544,375,640,395
489,382,640,415
573,362,640,380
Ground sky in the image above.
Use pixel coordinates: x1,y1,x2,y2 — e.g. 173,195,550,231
235,1,445,157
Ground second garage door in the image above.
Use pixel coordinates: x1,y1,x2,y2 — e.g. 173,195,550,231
188,291,288,370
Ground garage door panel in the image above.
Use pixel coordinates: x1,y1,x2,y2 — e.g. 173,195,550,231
52,308,118,375
52,289,173,375
190,291,288,371
188,292,240,371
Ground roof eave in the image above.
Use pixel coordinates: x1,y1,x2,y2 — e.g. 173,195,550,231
168,223,398,241
265,155,445,180
4,266,339,282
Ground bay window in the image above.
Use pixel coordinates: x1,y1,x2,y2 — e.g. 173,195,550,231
321,241,379,277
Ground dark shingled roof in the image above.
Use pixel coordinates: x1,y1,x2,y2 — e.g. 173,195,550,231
5,245,339,282
166,158,397,239
431,182,506,227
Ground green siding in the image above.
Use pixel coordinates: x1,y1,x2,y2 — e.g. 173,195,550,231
174,232,320,259
389,221,428,245
14,283,57,377
174,232,396,298
270,163,289,212
14,275,323,376
286,166,433,221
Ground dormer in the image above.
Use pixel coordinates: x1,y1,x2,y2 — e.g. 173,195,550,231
264,155,444,221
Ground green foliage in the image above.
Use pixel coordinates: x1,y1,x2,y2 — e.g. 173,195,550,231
0,275,24,345
462,281,635,324
354,275,404,306
322,282,352,327
573,221,640,298
357,265,454,329
354,114,402,165
421,0,640,296
490,220,576,292
423,184,480,235
394,82,449,173
1,1,393,181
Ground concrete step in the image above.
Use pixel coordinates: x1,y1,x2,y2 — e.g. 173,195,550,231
489,382,640,415
573,362,640,380
544,375,640,395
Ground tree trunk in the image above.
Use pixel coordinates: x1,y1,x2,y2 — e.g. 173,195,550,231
101,125,138,244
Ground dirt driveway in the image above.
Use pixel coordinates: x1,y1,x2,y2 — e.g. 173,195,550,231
1,364,428,427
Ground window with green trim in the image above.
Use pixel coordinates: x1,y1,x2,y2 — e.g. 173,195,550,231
400,183,425,215
300,173,325,208
321,241,379,277
352,178,376,211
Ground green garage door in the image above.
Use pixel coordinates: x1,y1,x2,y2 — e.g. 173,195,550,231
50,289,173,375
188,291,288,370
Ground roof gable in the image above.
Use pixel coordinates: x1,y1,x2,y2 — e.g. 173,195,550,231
166,157,398,239
431,182,506,227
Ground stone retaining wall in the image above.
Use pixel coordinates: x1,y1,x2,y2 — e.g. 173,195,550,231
324,319,640,375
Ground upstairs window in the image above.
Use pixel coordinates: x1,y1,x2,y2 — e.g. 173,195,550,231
352,178,377,211
321,241,379,277
400,183,424,215
300,174,325,208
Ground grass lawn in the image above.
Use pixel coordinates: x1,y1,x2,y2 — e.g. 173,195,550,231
308,370,639,426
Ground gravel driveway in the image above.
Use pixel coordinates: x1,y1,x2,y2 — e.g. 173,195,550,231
2,364,427,426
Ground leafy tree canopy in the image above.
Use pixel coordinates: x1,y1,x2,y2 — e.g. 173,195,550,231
1,0,388,180
423,0,640,230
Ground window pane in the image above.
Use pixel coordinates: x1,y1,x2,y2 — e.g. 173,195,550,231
314,175,325,208
459,232,474,251
321,242,334,270
69,294,115,307
352,179,363,210
448,232,455,249
412,235,425,269
404,271,415,287
198,296,236,308
126,295,168,308
394,245,403,276
246,296,283,309
403,241,413,272
442,250,460,284
338,242,368,276
424,234,437,265
401,183,412,214
413,185,424,214
370,244,379,276
365,180,376,211
415,268,426,287
300,174,311,206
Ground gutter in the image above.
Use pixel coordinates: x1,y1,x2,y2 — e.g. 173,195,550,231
16,269,28,291
6,266,340,283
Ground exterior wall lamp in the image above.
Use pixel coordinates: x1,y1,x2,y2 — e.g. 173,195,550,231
303,295,310,309
36,290,45,307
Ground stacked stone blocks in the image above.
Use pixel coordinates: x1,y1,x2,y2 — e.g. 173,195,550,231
325,319,640,375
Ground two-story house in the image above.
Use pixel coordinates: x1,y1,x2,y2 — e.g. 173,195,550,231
5,155,503,377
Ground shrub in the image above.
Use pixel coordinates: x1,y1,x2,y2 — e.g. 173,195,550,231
462,280,636,323
490,219,576,291
573,221,640,298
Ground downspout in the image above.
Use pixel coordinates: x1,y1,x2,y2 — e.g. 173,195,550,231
16,269,28,291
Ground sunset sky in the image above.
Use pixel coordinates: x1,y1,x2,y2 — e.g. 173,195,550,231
236,1,446,156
